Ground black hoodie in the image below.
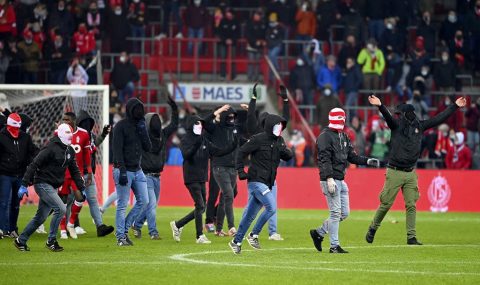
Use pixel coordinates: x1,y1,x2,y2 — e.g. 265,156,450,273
76,110,106,174
0,128,37,177
141,108,179,174
204,108,239,168
246,97,290,137
236,114,293,188
181,115,237,184
22,136,85,189
112,98,152,171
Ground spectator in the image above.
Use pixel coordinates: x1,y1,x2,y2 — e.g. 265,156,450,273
408,64,433,99
316,85,342,128
336,0,364,42
416,11,436,56
369,118,390,160
67,57,88,85
357,38,385,90
156,0,183,39
295,1,316,52
365,0,386,41
436,96,463,131
0,0,17,41
47,0,75,41
433,49,457,92
287,130,306,167
289,57,316,109
465,0,480,74
246,10,266,81
127,0,147,53
434,124,453,164
32,3,47,30
85,1,103,39
302,39,324,75
267,0,296,39
107,5,130,53
407,90,429,120
17,30,41,84
217,8,239,80
0,41,8,83
317,55,342,93
379,18,404,54
440,10,464,46
73,23,96,56
448,29,470,71
445,132,472,169
46,34,71,84
342,57,363,118
315,0,338,41
350,116,366,156
25,22,46,52
465,98,480,152
5,37,21,83
110,51,140,104
407,36,430,93
338,34,360,70
384,45,403,93
388,0,416,33
266,12,285,82
185,0,208,56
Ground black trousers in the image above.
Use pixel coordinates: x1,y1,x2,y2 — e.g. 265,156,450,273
176,182,206,238
205,164,220,224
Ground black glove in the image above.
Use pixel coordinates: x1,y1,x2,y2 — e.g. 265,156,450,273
167,95,178,111
136,119,148,137
278,85,288,100
119,167,128,186
102,124,111,136
238,170,248,180
252,82,258,99
367,158,380,168
74,189,87,202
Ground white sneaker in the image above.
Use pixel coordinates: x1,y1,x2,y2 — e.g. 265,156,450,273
67,224,78,239
228,227,237,237
60,230,68,239
175,32,183,39
75,226,87,235
99,207,105,214
170,221,183,242
269,233,284,241
155,33,166,40
36,224,47,234
196,234,211,244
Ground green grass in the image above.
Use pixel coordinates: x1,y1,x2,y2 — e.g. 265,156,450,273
1,206,480,285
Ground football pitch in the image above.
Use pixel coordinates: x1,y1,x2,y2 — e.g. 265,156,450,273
1,206,479,285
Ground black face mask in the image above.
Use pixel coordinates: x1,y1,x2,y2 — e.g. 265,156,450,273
405,111,416,121
413,95,421,102
226,115,235,125
78,120,93,133
150,115,162,137
132,105,145,120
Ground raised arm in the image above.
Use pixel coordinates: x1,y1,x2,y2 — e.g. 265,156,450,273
246,83,259,136
163,95,179,138
421,97,465,130
368,94,398,130
279,85,290,124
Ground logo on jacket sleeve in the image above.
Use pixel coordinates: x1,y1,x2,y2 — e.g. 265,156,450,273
428,173,451,213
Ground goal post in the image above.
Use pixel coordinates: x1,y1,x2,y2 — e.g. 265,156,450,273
0,84,110,203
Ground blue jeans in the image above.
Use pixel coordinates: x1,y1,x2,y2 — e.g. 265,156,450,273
267,182,278,236
345,91,358,118
247,51,261,81
0,175,21,233
117,81,135,104
84,175,103,227
19,183,67,243
187,27,204,55
130,24,146,53
368,20,385,41
316,179,350,247
268,45,282,81
234,182,276,244
113,168,149,240
133,175,160,236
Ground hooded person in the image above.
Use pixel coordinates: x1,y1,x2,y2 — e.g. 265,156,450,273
310,108,379,254
366,94,466,246
446,132,472,169
72,110,115,237
15,123,86,252
112,97,151,246
130,96,178,240
170,114,237,244
229,114,293,254
0,113,37,238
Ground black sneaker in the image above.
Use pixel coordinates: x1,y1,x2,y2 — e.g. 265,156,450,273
329,245,349,253
407,237,423,245
132,227,142,239
117,237,132,246
97,224,114,237
365,226,376,244
14,238,30,251
229,240,241,255
125,235,134,246
46,239,64,252
309,229,324,252
246,233,261,250
8,230,19,239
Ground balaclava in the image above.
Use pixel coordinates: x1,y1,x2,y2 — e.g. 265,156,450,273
57,123,73,146
7,113,22,138
328,108,346,131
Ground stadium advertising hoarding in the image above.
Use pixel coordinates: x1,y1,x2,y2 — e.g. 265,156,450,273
167,82,267,105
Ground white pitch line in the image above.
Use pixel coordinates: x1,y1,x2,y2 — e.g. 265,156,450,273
168,245,480,276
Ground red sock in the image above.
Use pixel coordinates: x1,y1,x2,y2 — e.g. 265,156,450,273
60,216,67,231
69,201,83,225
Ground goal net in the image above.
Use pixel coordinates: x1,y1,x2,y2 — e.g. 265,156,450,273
0,84,110,203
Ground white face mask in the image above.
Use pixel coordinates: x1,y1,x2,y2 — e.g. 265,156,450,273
366,44,374,52
302,4,307,11
120,56,126,63
57,123,73,145
324,89,332,96
421,69,428,76
272,123,282,137
115,9,122,15
448,14,456,23
193,123,202,135
194,0,201,6
442,55,448,62
296,58,304,66
386,23,393,30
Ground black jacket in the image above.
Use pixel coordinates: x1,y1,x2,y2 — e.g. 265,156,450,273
317,128,368,181
378,104,458,169
113,98,152,171
22,136,85,189
246,97,290,137
289,64,316,90
342,64,363,93
246,20,266,50
433,60,456,89
218,18,240,45
181,115,236,184
0,128,38,177
204,108,239,168
141,109,179,174
236,114,293,188
45,42,71,72
111,60,140,90
266,24,285,49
